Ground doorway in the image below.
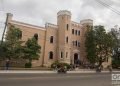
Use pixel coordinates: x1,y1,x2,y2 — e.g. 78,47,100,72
74,53,79,64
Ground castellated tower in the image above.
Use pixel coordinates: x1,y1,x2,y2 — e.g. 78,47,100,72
80,19,93,26
80,19,93,62
80,19,93,37
57,10,71,64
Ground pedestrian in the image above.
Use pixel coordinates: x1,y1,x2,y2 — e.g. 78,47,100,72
5,59,10,70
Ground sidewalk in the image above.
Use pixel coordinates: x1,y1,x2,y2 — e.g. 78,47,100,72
0,70,117,74
0,67,51,70
0,70,56,74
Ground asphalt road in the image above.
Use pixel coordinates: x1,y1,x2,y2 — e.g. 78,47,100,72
0,73,112,86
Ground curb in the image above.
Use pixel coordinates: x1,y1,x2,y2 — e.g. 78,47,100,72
0,70,57,74
0,70,113,74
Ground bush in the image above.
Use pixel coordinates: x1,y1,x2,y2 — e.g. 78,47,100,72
112,59,120,68
51,61,71,70
62,63,71,69
51,61,60,69
25,62,32,68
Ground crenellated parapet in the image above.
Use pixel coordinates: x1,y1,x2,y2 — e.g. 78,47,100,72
45,23,58,28
57,10,71,17
80,19,93,26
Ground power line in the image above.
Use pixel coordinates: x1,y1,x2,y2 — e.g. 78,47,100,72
94,0,120,15
96,0,120,15
99,0,120,15
96,0,120,14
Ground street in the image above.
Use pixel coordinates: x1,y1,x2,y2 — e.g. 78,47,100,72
0,73,112,86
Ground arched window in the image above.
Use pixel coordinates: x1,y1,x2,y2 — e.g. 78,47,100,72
34,33,38,41
61,52,63,58
49,51,53,59
73,41,74,46
66,36,68,43
78,42,80,47
67,24,69,30
78,31,80,35
75,30,77,35
76,40,77,46
72,29,74,34
50,36,53,43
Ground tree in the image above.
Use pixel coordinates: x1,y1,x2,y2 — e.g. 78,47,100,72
85,25,114,69
110,28,120,68
0,25,23,60
94,26,114,68
0,41,8,59
85,26,96,65
0,25,41,68
22,37,41,67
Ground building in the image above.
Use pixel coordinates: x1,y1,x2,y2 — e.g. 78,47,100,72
6,10,110,67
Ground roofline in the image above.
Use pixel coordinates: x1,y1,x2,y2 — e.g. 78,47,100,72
71,21,82,27
45,22,58,28
9,20,46,31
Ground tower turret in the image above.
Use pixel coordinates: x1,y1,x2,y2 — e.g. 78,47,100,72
80,19,93,27
57,10,71,63
80,19,93,62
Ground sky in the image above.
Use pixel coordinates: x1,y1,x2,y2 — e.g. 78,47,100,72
0,0,120,40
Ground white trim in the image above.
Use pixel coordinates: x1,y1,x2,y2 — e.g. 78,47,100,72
71,21,82,27
80,19,93,25
10,20,46,31
73,49,80,53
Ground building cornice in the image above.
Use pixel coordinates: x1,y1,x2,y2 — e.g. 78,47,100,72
45,23,58,29
9,20,46,31
71,21,82,27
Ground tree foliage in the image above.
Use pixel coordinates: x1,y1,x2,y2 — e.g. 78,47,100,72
85,27,96,64
22,37,41,63
0,25,41,68
0,25,23,59
110,28,120,68
85,25,114,68
0,41,8,59
94,26,114,67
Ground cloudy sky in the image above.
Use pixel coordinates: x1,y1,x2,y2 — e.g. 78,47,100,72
0,0,120,40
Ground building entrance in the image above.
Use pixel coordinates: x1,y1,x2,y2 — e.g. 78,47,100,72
74,53,79,65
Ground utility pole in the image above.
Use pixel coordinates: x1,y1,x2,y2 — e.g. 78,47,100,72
1,13,9,45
